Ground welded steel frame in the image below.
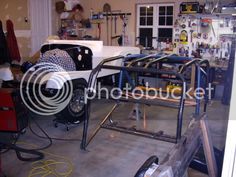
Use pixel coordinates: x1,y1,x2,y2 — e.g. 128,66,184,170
80,54,210,150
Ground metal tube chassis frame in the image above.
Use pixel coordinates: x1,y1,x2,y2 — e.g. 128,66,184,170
80,54,210,150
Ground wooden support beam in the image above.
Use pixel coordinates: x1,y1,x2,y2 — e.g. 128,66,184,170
154,118,201,177
200,118,218,177
149,114,217,177
190,64,196,90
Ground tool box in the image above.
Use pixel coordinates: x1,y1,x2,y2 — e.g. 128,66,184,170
0,88,28,132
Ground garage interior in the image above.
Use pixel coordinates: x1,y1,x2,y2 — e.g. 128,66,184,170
0,0,235,177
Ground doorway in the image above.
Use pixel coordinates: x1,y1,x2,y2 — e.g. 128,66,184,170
29,0,52,55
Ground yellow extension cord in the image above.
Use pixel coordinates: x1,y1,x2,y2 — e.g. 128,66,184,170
16,142,74,177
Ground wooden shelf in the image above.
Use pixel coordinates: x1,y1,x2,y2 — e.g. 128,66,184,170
178,13,235,18
91,19,103,24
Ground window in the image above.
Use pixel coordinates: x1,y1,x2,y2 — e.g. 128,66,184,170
136,4,174,48
157,5,173,42
139,28,153,47
139,6,153,26
137,6,154,48
158,6,173,26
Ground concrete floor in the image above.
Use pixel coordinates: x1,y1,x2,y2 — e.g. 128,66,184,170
1,99,229,177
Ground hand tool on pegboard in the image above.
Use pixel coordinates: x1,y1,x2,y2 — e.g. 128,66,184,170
211,23,216,38
190,29,194,43
98,23,101,40
114,15,117,34
120,14,129,46
110,14,113,45
103,3,111,45
109,10,121,45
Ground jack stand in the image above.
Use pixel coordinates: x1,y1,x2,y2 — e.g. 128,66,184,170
135,103,141,120
129,103,142,120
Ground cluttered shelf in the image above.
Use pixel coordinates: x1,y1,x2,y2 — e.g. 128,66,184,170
178,13,236,18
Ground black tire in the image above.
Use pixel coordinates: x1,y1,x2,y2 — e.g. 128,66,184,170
55,79,88,124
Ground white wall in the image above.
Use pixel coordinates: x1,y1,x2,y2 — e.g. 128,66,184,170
79,0,236,47
80,0,206,46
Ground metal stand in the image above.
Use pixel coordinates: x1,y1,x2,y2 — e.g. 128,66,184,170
81,54,210,150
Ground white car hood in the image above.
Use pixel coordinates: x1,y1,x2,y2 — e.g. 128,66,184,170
41,40,140,89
